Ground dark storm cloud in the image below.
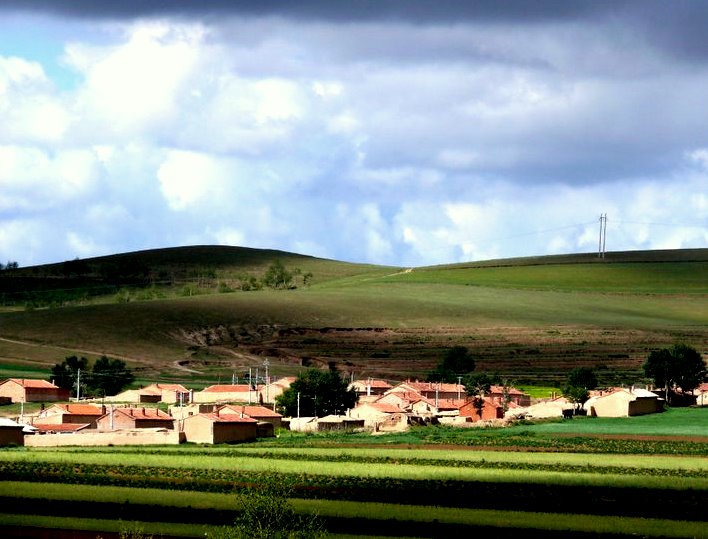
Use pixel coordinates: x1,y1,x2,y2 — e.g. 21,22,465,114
6,1,708,64
0,0,618,22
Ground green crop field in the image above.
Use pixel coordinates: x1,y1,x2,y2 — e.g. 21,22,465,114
1,419,707,538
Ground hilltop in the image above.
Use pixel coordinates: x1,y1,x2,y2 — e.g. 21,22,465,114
0,246,705,387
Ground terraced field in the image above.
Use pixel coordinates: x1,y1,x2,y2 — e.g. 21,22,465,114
0,246,705,385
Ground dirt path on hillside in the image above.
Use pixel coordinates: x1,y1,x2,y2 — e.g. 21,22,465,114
0,336,152,368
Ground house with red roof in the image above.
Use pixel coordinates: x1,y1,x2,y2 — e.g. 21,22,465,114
96,406,175,430
0,379,69,403
182,409,258,443
488,385,532,407
108,383,191,404
217,404,283,429
458,397,505,421
350,402,407,431
349,378,393,398
193,384,261,404
34,403,106,429
389,381,466,401
263,377,296,403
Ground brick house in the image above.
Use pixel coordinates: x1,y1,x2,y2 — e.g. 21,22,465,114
34,403,106,428
0,417,25,446
115,383,191,404
350,402,408,430
218,404,283,429
182,411,258,444
458,397,504,421
349,379,393,398
0,379,69,403
193,384,261,404
584,388,664,417
96,407,175,430
389,381,465,401
488,385,532,407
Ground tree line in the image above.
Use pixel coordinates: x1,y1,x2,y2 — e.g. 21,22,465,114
426,343,705,409
50,355,134,398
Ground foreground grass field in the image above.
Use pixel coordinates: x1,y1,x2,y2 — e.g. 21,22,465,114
1,409,707,538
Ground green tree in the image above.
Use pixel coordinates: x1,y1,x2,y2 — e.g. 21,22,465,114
50,355,89,395
262,260,295,290
427,346,475,383
209,480,324,539
89,355,134,397
463,372,493,417
562,367,598,410
276,367,358,417
643,344,706,405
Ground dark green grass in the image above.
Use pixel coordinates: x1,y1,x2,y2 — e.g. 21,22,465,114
390,261,708,294
520,406,708,437
1,483,707,538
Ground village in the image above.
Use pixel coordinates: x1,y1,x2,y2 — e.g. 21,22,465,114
2,374,703,448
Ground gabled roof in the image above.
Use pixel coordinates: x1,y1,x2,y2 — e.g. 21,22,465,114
33,423,90,433
112,407,173,421
4,378,60,389
51,404,104,416
461,396,503,409
219,405,282,418
197,413,257,424
357,402,402,414
489,385,527,396
435,398,467,410
351,379,393,389
201,384,253,393
142,383,189,394
390,381,465,396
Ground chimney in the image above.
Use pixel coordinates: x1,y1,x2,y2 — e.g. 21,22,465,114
101,405,106,415
241,406,245,419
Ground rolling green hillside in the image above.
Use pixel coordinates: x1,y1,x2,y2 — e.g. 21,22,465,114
0,247,705,385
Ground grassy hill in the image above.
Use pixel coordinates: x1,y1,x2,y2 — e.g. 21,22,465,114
0,246,705,387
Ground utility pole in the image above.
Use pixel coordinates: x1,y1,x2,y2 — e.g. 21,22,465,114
76,368,81,401
264,359,270,403
297,391,300,419
457,376,462,400
598,213,607,259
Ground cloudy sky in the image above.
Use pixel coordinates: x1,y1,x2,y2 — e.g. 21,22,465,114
1,1,707,267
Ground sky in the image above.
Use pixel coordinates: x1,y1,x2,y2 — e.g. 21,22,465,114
0,0,706,268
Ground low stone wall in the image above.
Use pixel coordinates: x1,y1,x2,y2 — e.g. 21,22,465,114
25,429,183,447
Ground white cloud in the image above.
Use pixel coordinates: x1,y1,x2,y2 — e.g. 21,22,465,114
0,145,98,210
65,22,205,137
0,55,70,143
0,13,706,268
157,149,225,211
